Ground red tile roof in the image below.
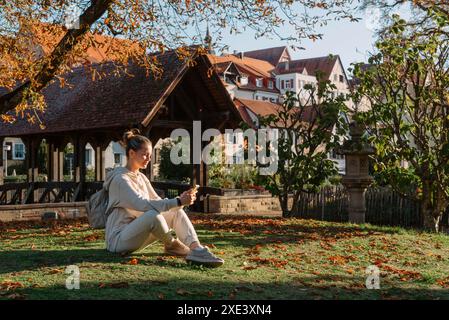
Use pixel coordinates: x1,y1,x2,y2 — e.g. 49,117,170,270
242,46,289,67
235,97,320,128
207,54,275,77
276,55,339,80
208,54,279,93
235,98,281,117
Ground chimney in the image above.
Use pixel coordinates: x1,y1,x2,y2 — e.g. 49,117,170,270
233,50,238,55
240,51,244,59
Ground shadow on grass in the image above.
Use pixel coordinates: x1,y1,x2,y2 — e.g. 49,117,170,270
0,248,172,274
3,275,449,300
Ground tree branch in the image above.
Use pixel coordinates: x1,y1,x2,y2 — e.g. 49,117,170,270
0,0,114,115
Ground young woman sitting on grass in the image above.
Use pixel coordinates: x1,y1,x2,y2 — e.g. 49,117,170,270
103,129,224,267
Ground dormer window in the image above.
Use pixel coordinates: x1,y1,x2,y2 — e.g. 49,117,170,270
256,78,263,88
268,80,274,89
240,76,248,85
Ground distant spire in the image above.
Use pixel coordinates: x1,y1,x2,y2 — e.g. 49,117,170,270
204,23,214,54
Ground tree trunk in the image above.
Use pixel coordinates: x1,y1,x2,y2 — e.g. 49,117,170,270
288,190,301,217
279,194,290,217
422,206,442,232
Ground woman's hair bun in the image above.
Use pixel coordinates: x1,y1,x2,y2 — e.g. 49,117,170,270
120,128,141,148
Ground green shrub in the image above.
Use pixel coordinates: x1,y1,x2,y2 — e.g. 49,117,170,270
3,175,27,183
158,139,191,183
86,168,96,182
6,163,27,176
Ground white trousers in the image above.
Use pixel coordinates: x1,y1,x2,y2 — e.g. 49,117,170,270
114,208,199,254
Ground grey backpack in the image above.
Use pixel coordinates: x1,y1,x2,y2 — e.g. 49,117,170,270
87,188,112,229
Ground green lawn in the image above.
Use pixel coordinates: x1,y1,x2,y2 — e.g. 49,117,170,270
1,214,449,300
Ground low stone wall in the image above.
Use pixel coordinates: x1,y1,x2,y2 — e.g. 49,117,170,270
0,194,292,222
204,194,293,215
0,202,88,222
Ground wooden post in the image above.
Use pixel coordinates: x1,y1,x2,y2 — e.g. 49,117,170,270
0,137,4,185
58,144,64,182
25,137,39,182
47,138,65,182
74,136,86,183
74,136,86,200
93,139,108,182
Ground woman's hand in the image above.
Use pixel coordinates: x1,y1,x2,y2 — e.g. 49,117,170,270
179,189,197,206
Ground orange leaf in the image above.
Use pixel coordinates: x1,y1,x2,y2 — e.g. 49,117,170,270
48,268,63,274
127,258,139,265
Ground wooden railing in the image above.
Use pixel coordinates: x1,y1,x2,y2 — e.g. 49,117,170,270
0,182,86,205
0,181,223,211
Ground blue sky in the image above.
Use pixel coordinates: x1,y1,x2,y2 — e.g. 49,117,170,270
218,16,378,75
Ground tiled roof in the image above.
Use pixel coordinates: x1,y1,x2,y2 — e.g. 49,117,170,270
214,61,232,74
208,54,275,77
242,46,288,67
208,54,279,94
233,101,257,129
235,98,281,117
276,55,340,80
235,97,320,127
0,50,189,137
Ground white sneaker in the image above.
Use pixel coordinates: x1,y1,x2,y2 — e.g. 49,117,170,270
185,246,224,268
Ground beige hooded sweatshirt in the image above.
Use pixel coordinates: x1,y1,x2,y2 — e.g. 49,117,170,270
103,166,181,252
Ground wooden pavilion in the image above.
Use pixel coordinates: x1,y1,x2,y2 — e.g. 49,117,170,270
0,50,243,210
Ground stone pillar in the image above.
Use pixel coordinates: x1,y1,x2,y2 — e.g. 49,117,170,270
339,122,375,224
0,137,4,185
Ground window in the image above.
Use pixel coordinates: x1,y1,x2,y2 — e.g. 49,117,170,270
13,143,25,160
240,76,248,85
285,79,292,89
85,149,92,166
114,153,121,165
256,78,263,87
268,80,274,89
262,97,268,101
270,98,276,103
330,149,344,160
255,96,259,100
339,75,344,83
